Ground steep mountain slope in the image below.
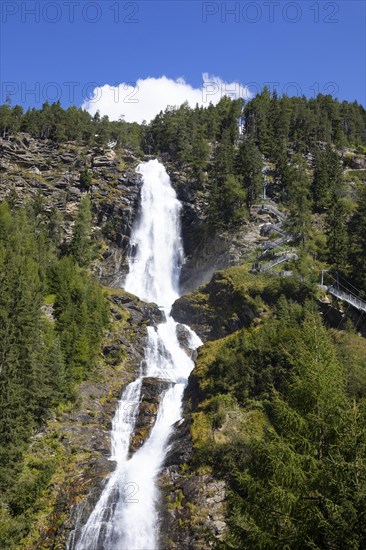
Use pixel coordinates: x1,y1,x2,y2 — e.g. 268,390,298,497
0,93,366,549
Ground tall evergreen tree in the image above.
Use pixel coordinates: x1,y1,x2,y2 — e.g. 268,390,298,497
0,206,44,489
209,129,235,225
348,187,366,292
312,145,343,210
235,139,264,209
326,196,348,269
68,196,94,267
284,154,312,245
188,125,210,184
228,313,349,549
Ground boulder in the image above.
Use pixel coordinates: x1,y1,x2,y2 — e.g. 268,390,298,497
129,377,173,454
175,323,196,358
172,272,258,342
348,156,366,170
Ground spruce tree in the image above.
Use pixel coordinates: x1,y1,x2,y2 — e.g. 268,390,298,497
189,125,210,184
69,196,94,267
348,187,366,292
208,129,235,225
326,195,348,269
312,145,343,210
284,154,312,245
227,313,349,549
234,139,263,210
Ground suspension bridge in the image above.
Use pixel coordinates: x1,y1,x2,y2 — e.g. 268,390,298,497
320,272,366,314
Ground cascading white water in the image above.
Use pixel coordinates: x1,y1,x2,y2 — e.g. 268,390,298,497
125,160,184,307
72,160,202,550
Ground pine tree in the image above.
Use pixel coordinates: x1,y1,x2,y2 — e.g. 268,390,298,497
321,399,366,548
227,313,349,549
326,196,348,269
208,129,235,225
312,146,329,208
0,201,109,533
42,321,66,402
79,167,92,189
243,87,272,154
234,139,263,209
348,187,366,292
312,145,343,210
220,174,246,225
69,196,94,267
284,154,312,245
274,143,292,201
188,125,210,184
0,206,44,478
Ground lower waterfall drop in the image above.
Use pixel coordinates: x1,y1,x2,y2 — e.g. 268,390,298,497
72,160,202,550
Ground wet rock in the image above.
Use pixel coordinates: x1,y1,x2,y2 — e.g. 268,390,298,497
129,377,173,454
164,418,193,467
110,293,164,326
175,323,196,359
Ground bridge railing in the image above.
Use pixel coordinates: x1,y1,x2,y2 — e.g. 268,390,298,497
252,253,298,273
328,285,366,313
261,235,290,250
255,204,286,221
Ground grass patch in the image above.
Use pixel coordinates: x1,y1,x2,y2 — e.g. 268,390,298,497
44,294,56,305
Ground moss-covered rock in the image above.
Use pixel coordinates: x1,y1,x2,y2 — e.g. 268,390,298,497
172,264,268,341
129,377,173,454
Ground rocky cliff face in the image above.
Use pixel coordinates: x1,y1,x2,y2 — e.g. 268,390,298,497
0,134,143,287
0,134,262,296
158,417,228,550
170,168,261,294
129,377,173,454
171,268,262,342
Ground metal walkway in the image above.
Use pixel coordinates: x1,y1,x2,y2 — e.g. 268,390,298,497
252,253,298,273
322,272,366,313
252,202,366,313
327,286,366,313
252,200,366,314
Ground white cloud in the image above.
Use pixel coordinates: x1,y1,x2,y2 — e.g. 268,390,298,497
82,74,252,123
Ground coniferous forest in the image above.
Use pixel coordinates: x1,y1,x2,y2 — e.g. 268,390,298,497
0,91,366,548
0,196,109,543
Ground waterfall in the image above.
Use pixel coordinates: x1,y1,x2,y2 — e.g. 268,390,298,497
125,160,184,307
71,160,202,550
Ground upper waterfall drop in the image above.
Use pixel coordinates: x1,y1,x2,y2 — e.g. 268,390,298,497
125,159,184,307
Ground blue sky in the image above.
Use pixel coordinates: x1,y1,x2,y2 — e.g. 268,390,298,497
1,0,365,120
